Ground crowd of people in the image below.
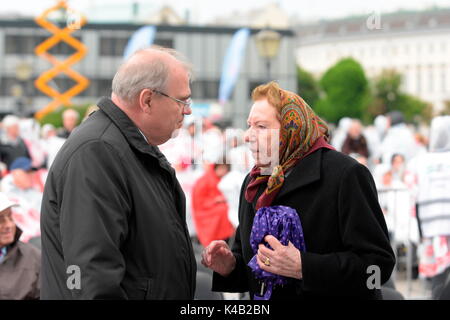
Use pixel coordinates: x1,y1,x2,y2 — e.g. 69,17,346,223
0,108,90,299
0,99,449,300
0,46,449,300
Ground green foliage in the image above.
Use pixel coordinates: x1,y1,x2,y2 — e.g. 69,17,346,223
38,104,93,128
315,58,371,124
296,66,320,108
368,69,429,124
439,100,450,116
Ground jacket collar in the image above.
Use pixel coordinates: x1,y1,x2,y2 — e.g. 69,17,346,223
96,97,173,171
276,148,323,200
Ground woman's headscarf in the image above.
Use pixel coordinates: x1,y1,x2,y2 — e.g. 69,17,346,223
245,86,333,210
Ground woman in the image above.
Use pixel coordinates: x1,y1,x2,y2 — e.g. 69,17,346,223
201,82,395,299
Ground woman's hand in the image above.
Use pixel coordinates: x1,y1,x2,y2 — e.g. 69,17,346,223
257,235,303,280
201,240,236,277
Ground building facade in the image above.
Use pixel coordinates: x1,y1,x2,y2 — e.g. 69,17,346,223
0,19,296,128
295,9,450,113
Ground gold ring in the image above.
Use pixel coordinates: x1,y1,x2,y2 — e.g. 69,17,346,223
264,257,270,266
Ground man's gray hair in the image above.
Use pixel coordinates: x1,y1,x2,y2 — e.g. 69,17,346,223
112,46,193,102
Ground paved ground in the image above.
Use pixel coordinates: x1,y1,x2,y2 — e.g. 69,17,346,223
393,270,431,300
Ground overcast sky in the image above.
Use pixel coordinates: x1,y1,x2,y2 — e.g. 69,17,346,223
2,0,450,23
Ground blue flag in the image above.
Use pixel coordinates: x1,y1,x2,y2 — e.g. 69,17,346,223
218,28,250,105
123,25,157,60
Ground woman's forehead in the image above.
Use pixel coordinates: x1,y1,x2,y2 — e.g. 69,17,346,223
248,100,278,122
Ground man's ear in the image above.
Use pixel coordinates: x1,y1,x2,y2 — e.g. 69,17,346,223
138,89,153,113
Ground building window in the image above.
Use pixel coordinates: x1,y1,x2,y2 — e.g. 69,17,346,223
402,71,408,92
76,78,111,97
153,38,173,49
417,67,421,94
442,67,447,93
5,34,82,55
97,79,112,97
99,37,129,56
0,77,17,96
248,81,266,97
429,67,434,92
0,76,43,97
99,36,173,57
191,79,220,100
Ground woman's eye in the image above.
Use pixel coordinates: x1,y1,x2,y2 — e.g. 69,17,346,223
258,125,266,129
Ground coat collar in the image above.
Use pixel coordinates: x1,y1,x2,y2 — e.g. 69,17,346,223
96,97,173,172
276,148,323,200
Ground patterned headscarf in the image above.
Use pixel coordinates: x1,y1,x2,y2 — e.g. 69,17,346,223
245,87,333,209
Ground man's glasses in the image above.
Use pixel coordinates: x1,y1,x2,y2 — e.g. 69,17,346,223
153,90,192,108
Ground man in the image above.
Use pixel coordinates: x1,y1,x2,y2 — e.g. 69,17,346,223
57,108,79,139
40,46,197,299
0,115,31,170
0,192,41,300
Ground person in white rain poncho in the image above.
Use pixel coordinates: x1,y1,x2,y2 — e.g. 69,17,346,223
380,111,420,165
409,116,450,299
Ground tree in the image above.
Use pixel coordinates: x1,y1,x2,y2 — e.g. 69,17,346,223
296,66,320,108
315,58,371,124
38,103,93,128
440,100,450,116
369,69,430,124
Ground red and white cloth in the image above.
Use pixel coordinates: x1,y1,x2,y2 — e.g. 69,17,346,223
419,236,450,278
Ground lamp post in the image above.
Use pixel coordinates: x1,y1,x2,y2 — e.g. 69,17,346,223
255,28,281,81
13,62,32,117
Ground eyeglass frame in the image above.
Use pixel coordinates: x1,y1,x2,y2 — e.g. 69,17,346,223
153,89,192,108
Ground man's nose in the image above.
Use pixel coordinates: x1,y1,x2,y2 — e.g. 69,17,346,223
183,105,192,116
4,217,15,229
244,128,251,143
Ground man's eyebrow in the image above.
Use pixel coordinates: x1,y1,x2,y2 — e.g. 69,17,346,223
179,94,191,100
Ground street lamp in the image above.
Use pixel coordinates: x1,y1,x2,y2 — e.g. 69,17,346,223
255,28,282,81
13,62,32,117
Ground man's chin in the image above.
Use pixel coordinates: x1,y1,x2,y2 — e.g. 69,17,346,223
0,235,14,246
171,128,181,138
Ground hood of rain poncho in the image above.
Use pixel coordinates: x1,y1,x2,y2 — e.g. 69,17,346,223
429,116,450,152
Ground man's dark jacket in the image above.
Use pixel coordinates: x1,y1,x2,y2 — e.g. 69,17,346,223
40,97,196,299
213,149,395,299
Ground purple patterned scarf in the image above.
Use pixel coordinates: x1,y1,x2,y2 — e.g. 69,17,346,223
248,205,306,300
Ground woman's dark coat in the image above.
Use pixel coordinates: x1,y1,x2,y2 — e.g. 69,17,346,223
213,148,395,299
